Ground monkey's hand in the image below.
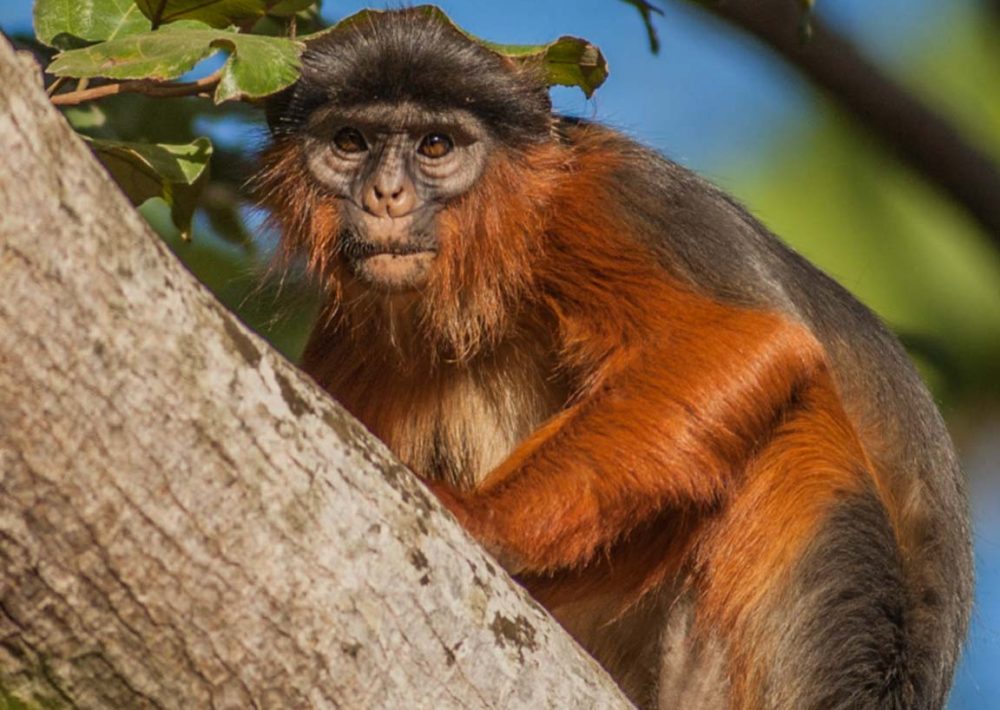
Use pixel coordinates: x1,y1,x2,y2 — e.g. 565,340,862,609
425,480,529,575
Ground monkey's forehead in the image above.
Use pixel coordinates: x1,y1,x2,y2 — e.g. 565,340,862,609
269,10,552,144
304,101,489,142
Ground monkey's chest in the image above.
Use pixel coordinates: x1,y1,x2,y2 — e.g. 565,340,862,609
354,350,567,490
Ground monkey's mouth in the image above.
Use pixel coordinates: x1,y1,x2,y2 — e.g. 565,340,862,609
345,240,437,291
346,241,436,260
339,209,439,291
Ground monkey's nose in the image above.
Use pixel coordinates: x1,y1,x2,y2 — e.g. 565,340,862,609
363,178,416,218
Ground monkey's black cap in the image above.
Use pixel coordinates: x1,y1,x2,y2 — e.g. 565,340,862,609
267,9,553,143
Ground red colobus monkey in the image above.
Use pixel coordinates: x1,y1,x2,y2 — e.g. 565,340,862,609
255,9,972,708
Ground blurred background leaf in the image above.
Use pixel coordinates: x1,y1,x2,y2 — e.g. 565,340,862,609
85,135,213,239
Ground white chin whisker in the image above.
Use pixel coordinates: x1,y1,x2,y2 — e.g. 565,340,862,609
355,251,436,291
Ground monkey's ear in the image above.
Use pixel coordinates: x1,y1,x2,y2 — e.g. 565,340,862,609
264,85,297,137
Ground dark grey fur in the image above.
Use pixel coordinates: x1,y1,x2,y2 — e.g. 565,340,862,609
269,10,552,144
767,486,915,709
599,133,973,707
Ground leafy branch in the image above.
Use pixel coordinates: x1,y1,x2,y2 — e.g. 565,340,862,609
33,1,610,240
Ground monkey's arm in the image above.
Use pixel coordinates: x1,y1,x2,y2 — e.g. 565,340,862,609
434,306,831,573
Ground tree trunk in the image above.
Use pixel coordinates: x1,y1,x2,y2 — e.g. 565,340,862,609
0,36,630,710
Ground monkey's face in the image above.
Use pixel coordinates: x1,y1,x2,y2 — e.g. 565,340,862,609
258,10,555,354
300,102,493,292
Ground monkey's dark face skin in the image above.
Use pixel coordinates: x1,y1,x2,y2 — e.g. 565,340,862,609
301,102,493,291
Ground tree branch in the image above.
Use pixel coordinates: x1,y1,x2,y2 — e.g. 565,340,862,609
49,69,223,106
689,0,1000,244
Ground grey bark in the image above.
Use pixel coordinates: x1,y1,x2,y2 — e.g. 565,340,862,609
0,36,630,710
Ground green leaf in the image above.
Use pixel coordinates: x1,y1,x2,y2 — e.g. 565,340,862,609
252,7,325,38
488,37,609,98
34,0,152,50
134,0,314,28
86,136,213,239
48,21,214,80
210,30,303,101
48,21,303,102
266,0,317,17
137,0,259,28
63,103,109,131
322,5,609,98
201,184,255,250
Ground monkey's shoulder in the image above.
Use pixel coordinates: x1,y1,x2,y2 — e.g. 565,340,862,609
561,119,941,427
562,119,826,310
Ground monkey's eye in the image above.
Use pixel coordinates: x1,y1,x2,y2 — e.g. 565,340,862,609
418,133,453,159
333,127,367,153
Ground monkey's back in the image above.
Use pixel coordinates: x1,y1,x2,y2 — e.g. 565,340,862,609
582,121,972,705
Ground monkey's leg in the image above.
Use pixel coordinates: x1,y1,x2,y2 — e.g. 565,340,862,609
680,377,909,710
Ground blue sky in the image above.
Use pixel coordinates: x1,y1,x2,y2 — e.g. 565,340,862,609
1,0,954,174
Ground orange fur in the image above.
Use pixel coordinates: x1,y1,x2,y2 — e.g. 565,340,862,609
693,371,873,707
255,139,343,288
